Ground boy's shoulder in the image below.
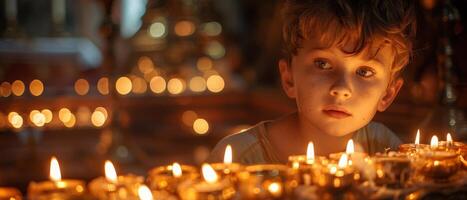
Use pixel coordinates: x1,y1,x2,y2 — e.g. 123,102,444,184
206,121,269,163
355,121,402,154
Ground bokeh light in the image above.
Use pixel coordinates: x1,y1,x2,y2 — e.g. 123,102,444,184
59,108,72,123
97,77,109,95
10,114,23,129
167,78,185,95
0,82,11,97
76,106,91,126
193,118,209,135
32,112,46,127
182,110,198,127
41,109,53,123
149,76,166,94
11,80,25,96
206,75,225,93
74,79,90,96
132,77,148,94
196,57,213,71
138,56,154,74
200,21,222,36
91,110,106,127
29,79,44,96
174,20,195,37
95,107,108,119
149,22,166,38
205,41,225,59
116,77,132,95
63,113,76,128
189,76,207,92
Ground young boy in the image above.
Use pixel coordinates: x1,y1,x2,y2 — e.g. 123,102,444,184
208,0,416,164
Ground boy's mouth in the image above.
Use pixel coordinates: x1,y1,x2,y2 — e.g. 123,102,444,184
322,106,352,119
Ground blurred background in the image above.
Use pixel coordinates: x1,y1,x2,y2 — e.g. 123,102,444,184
0,0,466,193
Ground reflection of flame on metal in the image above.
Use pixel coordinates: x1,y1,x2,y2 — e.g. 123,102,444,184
224,145,232,164
202,164,218,183
267,182,282,197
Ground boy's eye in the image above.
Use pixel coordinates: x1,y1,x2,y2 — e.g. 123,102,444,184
314,60,332,70
356,67,376,78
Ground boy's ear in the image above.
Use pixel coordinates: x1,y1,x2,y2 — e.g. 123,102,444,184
377,77,404,111
279,59,296,98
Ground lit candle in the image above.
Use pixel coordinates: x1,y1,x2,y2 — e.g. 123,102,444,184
288,141,325,186
178,164,235,200
329,139,367,162
28,156,86,200
88,160,144,200
147,162,198,196
399,129,429,153
430,135,439,150
211,145,243,176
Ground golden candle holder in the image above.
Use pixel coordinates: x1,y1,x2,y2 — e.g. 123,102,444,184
373,152,412,188
398,144,429,154
237,164,294,199
288,155,328,186
415,150,461,181
0,187,22,200
147,163,198,197
28,179,86,200
210,163,243,187
177,164,235,200
88,174,144,200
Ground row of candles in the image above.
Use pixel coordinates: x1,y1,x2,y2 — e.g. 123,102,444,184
0,131,465,200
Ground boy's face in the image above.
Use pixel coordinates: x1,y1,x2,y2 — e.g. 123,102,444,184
279,39,403,136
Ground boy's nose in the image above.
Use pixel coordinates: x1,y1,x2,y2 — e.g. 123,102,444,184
329,85,352,99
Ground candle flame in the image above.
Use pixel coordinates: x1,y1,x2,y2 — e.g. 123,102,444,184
50,156,61,181
172,162,182,178
415,129,420,145
446,133,453,144
138,185,153,200
105,160,118,183
338,154,348,169
306,141,315,161
223,145,232,164
201,163,218,183
430,135,439,149
346,139,354,154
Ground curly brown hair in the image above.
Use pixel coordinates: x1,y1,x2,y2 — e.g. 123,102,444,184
282,0,417,76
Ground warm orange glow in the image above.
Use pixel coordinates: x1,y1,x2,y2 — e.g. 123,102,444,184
329,166,337,174
9,113,23,129
29,110,40,122
50,156,61,181
0,82,11,97
167,78,185,95
76,106,91,125
338,154,348,169
29,79,44,96
174,20,195,36
149,76,166,94
206,75,225,93
105,160,118,183
138,185,153,200
41,109,53,123
131,77,148,94
63,113,76,128
91,110,106,127
172,162,182,178
97,77,109,95
115,77,132,95
11,80,25,96
193,118,209,135
74,79,90,96
205,41,225,59
201,163,218,183
415,129,420,145
197,57,213,71
346,139,354,154
58,108,72,123
181,110,197,127
446,133,453,145
267,182,283,197
224,145,232,164
430,135,439,149
189,76,207,92
306,141,315,162
31,112,46,127
138,56,155,74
